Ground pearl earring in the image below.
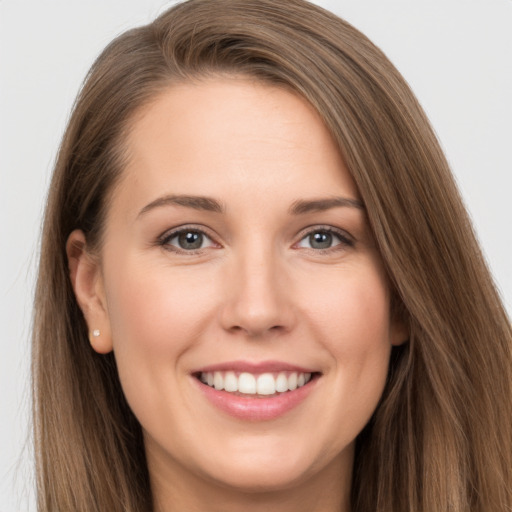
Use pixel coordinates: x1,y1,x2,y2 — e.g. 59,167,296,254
89,329,100,344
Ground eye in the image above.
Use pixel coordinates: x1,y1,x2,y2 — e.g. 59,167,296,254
161,228,216,252
296,228,353,251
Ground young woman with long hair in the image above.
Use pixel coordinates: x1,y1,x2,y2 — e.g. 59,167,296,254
33,0,512,510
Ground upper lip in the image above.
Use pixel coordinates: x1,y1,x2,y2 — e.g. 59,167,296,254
193,360,318,374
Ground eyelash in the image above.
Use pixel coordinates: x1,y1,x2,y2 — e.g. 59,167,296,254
157,225,354,255
157,225,217,254
295,225,354,253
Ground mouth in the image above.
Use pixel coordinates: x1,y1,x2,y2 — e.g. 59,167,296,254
191,362,321,420
194,370,317,397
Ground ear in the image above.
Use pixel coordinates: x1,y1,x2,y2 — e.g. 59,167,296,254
390,319,408,347
66,230,113,354
389,297,409,347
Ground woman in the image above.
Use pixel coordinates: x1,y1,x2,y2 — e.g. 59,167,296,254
32,0,512,510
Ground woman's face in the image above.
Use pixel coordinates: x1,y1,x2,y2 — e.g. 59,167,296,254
73,78,404,497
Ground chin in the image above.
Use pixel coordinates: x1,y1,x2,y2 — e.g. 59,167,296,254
206,464,309,494
197,445,335,494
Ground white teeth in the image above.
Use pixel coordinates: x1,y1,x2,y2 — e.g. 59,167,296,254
213,371,224,390
288,372,298,390
238,372,257,394
224,371,237,392
275,372,288,392
199,370,313,395
256,373,276,395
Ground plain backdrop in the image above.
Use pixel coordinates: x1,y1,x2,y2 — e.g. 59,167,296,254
1,0,511,510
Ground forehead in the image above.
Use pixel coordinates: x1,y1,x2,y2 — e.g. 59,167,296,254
112,77,359,217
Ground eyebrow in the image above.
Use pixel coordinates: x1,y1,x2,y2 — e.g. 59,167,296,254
137,194,364,218
289,196,364,215
138,194,225,217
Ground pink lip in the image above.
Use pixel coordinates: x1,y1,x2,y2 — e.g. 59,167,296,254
191,361,319,421
193,360,316,374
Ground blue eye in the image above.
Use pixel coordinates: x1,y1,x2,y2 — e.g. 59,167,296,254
297,229,352,250
163,229,215,251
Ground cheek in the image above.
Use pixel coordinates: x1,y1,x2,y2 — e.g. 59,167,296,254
102,256,221,421
105,259,217,353
309,259,391,351
307,261,392,421
101,255,224,439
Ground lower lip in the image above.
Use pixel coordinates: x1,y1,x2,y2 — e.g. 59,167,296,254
194,376,318,421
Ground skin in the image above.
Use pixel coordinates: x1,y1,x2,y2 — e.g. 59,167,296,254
68,77,406,512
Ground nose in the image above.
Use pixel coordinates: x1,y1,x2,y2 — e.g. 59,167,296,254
219,246,296,338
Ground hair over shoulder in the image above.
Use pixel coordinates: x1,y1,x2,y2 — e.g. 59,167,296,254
33,0,512,510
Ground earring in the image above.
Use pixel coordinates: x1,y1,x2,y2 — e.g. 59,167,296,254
89,329,100,344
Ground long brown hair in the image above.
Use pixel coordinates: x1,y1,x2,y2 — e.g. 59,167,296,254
33,0,512,510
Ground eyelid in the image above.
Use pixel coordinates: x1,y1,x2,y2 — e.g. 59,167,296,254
157,224,220,253
156,223,354,254
294,225,354,250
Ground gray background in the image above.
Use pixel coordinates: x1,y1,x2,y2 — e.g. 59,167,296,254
1,0,511,510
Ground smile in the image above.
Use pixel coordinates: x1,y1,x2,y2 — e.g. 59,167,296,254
193,362,320,421
199,371,313,396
